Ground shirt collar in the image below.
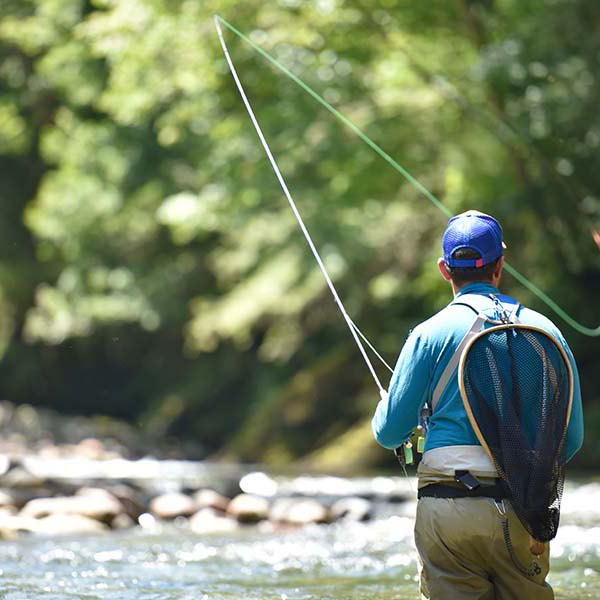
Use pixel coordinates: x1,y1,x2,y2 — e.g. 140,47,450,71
455,282,500,298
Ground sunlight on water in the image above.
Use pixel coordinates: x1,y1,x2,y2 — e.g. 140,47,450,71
0,482,598,599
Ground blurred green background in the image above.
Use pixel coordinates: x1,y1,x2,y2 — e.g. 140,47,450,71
0,0,598,470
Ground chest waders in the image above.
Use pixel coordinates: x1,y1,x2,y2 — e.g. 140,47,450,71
419,294,574,577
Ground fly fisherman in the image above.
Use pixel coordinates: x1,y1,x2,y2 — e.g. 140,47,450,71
372,210,584,600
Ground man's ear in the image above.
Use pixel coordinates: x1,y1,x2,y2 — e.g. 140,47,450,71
437,257,452,282
494,256,505,280
490,255,505,285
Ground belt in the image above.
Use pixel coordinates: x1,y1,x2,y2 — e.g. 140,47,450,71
418,482,511,500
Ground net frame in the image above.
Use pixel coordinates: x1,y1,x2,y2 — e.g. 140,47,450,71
457,323,574,541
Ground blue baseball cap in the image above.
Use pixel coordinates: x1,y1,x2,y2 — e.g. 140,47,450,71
442,210,505,268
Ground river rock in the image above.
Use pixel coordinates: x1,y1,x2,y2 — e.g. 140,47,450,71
330,497,373,522
269,498,329,525
76,438,109,460
268,498,295,523
0,466,45,488
189,508,239,534
239,472,278,496
0,507,19,538
193,489,230,512
149,492,196,519
137,512,157,530
111,513,136,529
28,514,108,536
226,493,269,523
103,484,145,520
69,487,124,523
0,456,11,477
0,513,38,537
0,506,16,517
21,489,123,523
0,489,17,509
0,487,58,510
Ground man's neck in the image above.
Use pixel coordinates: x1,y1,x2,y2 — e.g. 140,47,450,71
452,280,498,297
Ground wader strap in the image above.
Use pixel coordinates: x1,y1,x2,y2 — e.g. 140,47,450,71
431,313,488,412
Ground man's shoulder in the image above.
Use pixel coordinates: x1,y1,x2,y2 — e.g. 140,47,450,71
517,305,566,341
409,303,476,343
409,297,562,343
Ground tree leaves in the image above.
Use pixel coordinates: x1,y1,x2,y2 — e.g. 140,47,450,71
0,0,597,466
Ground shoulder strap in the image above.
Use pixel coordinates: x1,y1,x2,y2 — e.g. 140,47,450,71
508,301,521,324
430,295,522,413
431,310,489,413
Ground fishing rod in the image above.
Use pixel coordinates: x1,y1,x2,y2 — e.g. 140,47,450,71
213,14,600,338
214,15,430,473
214,15,391,400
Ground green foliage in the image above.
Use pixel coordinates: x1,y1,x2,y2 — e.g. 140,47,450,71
0,0,598,468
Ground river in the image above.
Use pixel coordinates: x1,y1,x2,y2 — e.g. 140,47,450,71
0,478,598,599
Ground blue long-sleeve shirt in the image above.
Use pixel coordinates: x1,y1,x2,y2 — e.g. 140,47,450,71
372,282,584,462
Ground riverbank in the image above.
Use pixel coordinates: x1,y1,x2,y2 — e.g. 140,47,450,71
0,399,412,539
0,451,417,539
0,400,598,544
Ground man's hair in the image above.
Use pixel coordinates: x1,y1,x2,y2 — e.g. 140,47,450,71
446,248,500,287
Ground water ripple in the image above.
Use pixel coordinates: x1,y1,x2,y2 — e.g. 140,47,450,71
0,486,598,599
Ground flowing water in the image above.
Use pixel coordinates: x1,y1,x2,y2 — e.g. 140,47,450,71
0,479,598,599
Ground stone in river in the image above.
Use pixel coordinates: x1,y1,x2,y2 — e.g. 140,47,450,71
28,514,108,536
0,456,11,477
268,498,295,523
226,493,269,523
21,489,124,523
239,472,278,496
0,466,44,489
0,513,38,537
193,489,230,512
149,492,197,519
137,512,157,530
269,498,330,525
0,489,17,509
103,484,146,520
75,437,108,460
330,497,373,522
111,513,136,530
189,508,239,534
67,487,124,523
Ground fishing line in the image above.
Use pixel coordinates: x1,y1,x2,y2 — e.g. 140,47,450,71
213,15,600,338
214,15,389,394
348,318,394,373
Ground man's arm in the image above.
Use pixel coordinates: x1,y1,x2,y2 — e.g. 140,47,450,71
371,327,432,449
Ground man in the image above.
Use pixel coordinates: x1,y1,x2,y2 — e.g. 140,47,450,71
372,210,584,600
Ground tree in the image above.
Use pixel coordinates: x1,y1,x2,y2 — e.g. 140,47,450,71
0,0,597,467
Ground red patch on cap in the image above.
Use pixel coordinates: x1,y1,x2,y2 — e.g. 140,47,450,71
475,258,484,267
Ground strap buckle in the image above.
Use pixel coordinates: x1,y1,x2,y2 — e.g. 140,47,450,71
489,293,511,324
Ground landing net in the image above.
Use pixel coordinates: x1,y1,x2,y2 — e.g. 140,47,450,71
459,325,573,542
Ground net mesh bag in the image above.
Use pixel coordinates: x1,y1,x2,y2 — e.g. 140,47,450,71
459,325,573,542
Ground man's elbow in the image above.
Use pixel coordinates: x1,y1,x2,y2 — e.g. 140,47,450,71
371,419,403,450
